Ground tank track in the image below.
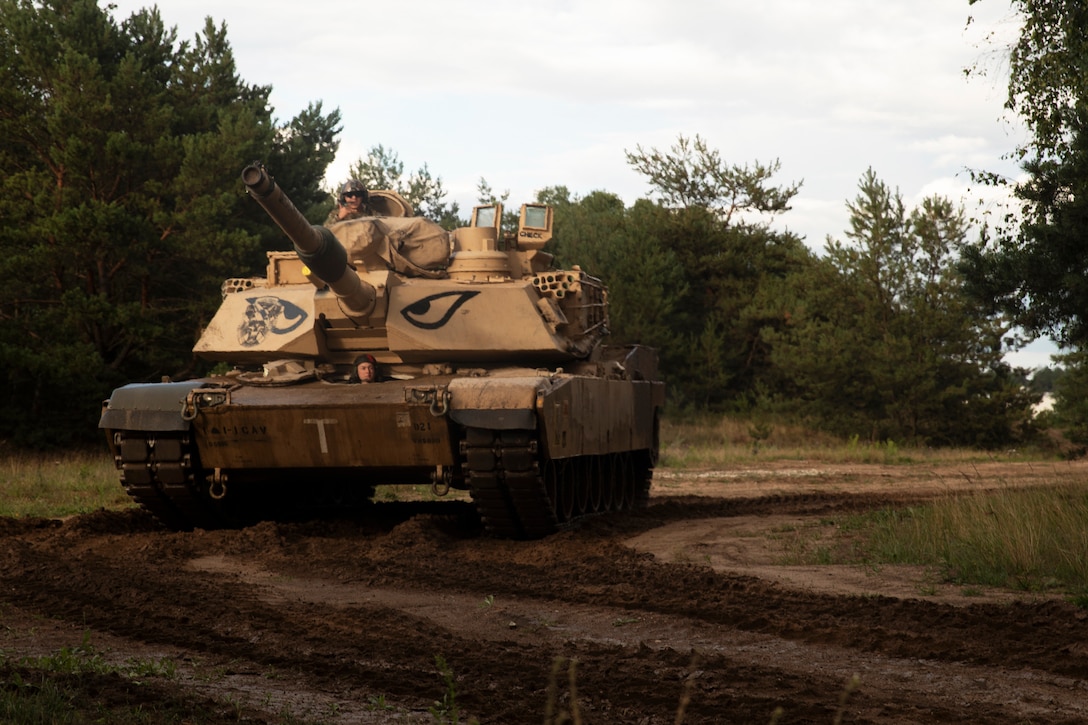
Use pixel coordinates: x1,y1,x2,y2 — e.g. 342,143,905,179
111,430,377,531
112,426,653,538
462,427,653,539
110,430,228,531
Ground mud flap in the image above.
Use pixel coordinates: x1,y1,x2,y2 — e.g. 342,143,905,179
447,376,542,431
99,381,204,432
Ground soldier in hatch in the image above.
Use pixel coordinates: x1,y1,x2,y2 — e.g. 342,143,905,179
351,353,379,383
325,179,370,224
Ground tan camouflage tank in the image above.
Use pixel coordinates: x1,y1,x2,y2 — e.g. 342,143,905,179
99,163,664,538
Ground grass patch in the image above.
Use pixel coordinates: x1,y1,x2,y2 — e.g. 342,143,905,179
11,631,178,681
864,484,1088,594
0,449,131,519
658,413,1045,468
796,484,1088,598
0,633,195,725
0,450,475,520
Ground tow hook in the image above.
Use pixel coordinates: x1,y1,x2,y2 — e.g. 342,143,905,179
431,465,451,496
209,468,228,500
405,385,450,417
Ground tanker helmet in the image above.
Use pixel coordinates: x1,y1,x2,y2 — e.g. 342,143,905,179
350,353,379,383
338,179,369,205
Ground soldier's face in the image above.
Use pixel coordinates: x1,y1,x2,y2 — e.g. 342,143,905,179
342,191,364,210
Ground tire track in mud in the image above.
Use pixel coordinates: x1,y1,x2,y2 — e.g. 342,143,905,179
191,552,1088,723
2,483,1088,723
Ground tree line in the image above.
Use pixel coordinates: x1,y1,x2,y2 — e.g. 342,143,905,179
541,147,1036,448
0,0,1078,449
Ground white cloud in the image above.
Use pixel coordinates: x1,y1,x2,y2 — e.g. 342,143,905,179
100,0,1053,363
107,0,1023,243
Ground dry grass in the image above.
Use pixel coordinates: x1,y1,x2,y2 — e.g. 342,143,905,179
659,414,1042,468
859,484,1088,595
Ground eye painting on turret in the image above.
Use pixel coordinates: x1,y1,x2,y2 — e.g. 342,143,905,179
401,290,480,329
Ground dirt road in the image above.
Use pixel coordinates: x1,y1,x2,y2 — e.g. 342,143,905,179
3,460,1088,723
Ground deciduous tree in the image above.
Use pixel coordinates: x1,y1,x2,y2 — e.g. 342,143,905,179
623,134,813,409
961,0,1088,346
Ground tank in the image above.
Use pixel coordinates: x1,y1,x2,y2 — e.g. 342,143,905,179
98,162,665,538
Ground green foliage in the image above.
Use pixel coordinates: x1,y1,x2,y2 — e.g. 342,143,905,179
1030,365,1062,393
346,145,462,228
476,178,510,206
1050,348,1088,445
0,672,76,724
765,170,1037,447
544,189,687,358
954,2,1088,443
429,654,465,724
22,633,111,676
555,135,817,410
852,484,1088,595
962,126,1088,346
262,101,343,229
543,137,1031,445
961,1,1088,345
624,133,800,220
17,631,178,680
979,0,1088,165
0,0,339,446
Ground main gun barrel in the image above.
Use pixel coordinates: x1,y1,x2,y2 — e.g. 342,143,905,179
242,163,375,317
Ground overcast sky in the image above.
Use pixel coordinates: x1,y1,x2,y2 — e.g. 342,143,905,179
104,1,1050,366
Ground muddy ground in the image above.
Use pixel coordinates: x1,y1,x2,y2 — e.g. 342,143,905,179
4,460,1088,723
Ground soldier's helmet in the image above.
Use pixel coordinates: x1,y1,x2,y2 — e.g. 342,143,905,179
338,179,369,205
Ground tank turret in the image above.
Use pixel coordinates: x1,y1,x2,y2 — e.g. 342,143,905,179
194,164,610,369
100,162,664,539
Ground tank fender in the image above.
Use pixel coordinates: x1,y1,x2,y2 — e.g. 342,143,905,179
537,377,662,458
447,376,549,430
99,381,205,432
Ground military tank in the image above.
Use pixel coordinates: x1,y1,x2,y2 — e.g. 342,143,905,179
99,162,664,538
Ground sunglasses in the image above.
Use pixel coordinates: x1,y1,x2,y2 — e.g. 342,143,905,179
343,191,365,199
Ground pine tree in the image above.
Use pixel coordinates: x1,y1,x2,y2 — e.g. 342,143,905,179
0,0,340,445
768,170,1035,446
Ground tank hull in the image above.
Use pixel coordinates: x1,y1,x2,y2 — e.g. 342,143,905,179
190,381,458,469
100,366,663,538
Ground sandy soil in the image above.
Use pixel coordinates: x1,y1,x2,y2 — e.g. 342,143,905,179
3,460,1088,723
